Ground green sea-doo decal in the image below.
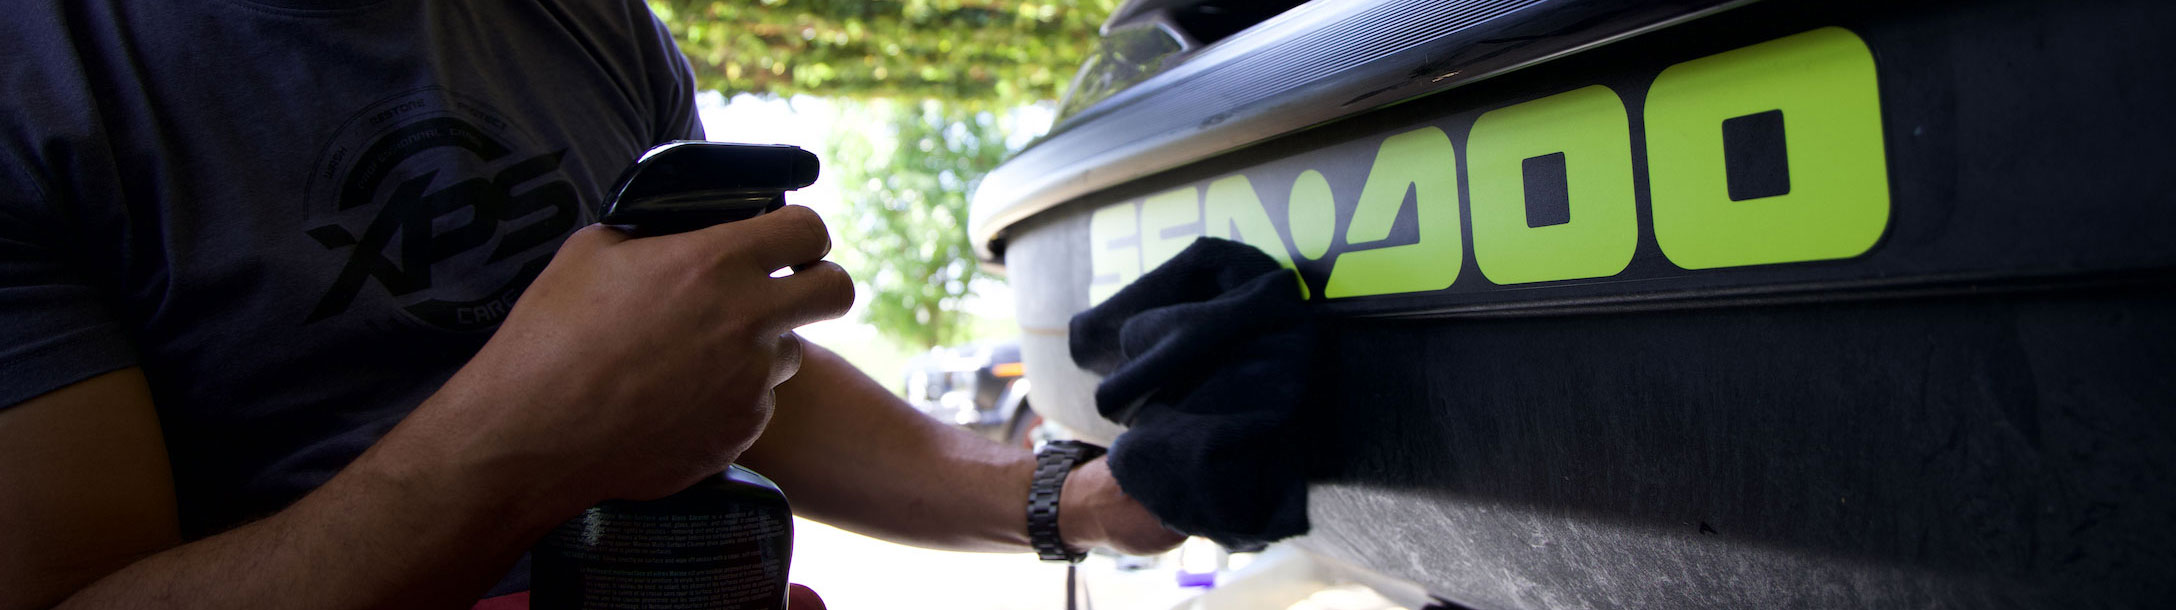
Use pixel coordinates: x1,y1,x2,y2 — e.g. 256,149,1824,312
1085,27,1888,305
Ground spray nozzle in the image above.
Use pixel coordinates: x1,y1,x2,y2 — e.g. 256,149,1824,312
600,141,820,235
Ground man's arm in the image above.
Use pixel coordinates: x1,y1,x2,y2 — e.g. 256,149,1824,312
0,368,179,609
744,344,1183,556
0,366,566,610
0,211,853,610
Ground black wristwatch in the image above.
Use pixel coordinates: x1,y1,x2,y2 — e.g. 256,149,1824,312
1027,440,1107,563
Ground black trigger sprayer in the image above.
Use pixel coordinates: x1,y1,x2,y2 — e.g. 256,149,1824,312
531,141,820,610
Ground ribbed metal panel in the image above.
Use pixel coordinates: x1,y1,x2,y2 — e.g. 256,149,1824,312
969,0,1745,262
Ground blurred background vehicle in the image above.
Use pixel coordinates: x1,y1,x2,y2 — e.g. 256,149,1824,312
901,338,1044,448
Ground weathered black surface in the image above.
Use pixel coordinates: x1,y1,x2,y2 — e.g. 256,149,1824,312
1295,283,2176,608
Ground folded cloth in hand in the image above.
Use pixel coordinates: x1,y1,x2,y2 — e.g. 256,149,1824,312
1069,237,1314,550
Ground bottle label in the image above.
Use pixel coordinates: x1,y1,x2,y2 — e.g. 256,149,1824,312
532,503,791,610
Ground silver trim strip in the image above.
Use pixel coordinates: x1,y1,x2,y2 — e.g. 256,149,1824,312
968,0,1752,263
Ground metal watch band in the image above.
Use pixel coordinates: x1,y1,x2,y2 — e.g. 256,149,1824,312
1028,440,1107,563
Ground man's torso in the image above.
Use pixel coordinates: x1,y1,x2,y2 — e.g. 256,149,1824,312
0,1,701,584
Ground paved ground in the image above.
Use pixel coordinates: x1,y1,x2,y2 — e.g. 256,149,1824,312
788,518,1405,610
788,517,1195,610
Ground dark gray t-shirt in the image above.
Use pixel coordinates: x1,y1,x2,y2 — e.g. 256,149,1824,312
0,0,702,590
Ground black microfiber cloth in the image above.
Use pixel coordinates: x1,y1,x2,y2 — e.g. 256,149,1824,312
1068,237,1314,550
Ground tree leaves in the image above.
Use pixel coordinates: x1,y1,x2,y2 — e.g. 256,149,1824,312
829,101,1024,348
656,0,1109,348
653,0,1114,110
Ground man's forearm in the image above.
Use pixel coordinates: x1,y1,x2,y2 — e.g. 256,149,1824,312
57,400,565,610
744,344,1038,551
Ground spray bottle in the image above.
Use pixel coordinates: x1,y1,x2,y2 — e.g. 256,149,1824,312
531,141,819,610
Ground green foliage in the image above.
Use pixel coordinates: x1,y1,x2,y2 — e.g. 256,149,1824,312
830,101,1019,349
651,0,1116,108
652,1,1107,348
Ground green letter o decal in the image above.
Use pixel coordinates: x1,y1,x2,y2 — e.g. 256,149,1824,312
1468,85,1638,284
1646,27,1889,269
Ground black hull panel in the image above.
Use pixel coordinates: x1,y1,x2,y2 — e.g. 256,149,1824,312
986,0,2176,606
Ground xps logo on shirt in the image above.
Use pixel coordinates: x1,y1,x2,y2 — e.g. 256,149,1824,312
302,89,581,331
